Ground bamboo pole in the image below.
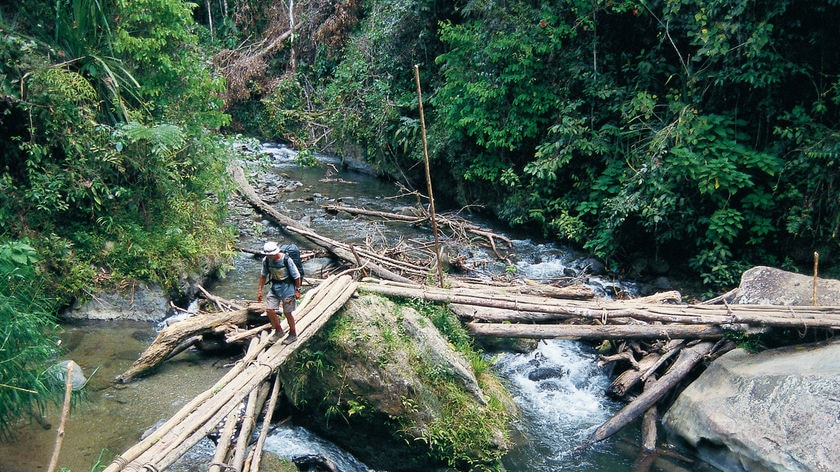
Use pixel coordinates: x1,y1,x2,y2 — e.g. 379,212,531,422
231,386,261,471
414,64,445,288
814,251,819,307
247,373,283,472
208,409,240,472
47,362,74,472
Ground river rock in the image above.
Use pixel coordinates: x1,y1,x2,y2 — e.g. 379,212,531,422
731,265,840,305
49,360,87,390
63,281,170,321
527,366,566,382
662,340,840,472
280,293,515,470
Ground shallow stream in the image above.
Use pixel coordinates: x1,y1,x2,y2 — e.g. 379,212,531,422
0,145,716,471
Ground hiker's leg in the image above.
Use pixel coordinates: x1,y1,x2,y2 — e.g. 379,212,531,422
265,292,284,332
266,309,283,331
282,297,297,335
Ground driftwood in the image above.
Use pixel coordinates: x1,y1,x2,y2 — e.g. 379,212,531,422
589,341,716,444
323,203,515,260
641,375,659,453
116,307,254,382
607,340,684,397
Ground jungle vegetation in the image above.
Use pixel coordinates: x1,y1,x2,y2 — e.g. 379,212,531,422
1,0,838,442
218,0,840,290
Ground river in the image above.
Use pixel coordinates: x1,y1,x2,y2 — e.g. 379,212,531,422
0,144,717,471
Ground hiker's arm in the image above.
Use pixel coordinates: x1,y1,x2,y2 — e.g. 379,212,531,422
257,275,266,301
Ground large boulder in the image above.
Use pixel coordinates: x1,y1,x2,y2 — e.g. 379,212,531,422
731,265,840,305
663,266,840,472
63,281,170,321
662,341,840,472
279,293,516,471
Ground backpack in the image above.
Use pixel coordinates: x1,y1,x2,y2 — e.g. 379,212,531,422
280,243,305,280
263,244,305,283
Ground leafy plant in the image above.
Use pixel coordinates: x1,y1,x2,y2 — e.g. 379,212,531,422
0,240,65,437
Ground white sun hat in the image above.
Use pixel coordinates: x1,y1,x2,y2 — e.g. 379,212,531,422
263,241,280,255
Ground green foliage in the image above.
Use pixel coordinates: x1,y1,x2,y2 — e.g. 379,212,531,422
112,0,230,129
0,0,236,302
424,0,839,288
407,298,489,375
416,385,508,471
0,240,65,437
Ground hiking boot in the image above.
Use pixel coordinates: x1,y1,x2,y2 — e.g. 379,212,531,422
269,329,283,342
281,333,298,345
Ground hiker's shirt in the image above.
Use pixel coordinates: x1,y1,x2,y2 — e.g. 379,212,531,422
261,254,300,299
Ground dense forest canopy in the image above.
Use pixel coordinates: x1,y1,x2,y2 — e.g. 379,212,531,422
214,0,840,289
1,0,839,436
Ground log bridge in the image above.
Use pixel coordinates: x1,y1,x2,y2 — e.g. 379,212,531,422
105,271,840,471
105,274,358,472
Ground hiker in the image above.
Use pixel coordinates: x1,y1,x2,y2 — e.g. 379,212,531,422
257,241,302,344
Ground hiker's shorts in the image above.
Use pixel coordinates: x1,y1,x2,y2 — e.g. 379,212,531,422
266,291,296,314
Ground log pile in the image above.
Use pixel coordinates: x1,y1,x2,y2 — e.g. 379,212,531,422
104,275,358,472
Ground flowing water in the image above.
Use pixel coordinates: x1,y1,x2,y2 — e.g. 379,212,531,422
0,145,715,471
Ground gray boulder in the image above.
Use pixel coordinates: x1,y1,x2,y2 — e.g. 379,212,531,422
663,341,840,472
663,266,840,472
731,265,840,306
49,360,87,391
64,281,169,321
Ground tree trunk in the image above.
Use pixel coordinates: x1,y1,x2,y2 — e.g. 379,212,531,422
116,308,254,382
467,322,727,340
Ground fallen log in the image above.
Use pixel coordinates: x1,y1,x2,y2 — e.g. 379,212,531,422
115,307,255,382
589,341,715,443
232,164,416,283
466,322,729,340
641,375,658,452
608,340,684,397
